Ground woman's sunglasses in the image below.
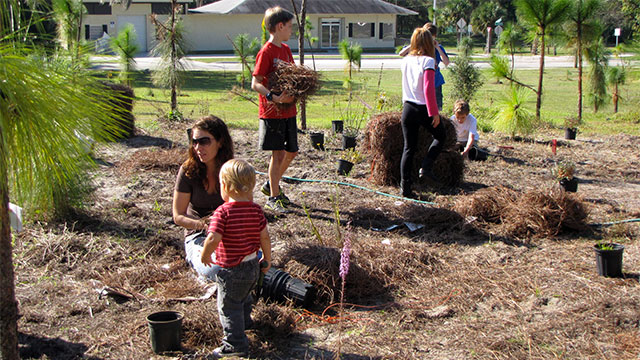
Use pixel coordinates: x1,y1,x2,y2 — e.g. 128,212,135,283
191,137,212,146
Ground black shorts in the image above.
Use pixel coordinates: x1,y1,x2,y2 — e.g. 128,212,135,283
259,117,298,152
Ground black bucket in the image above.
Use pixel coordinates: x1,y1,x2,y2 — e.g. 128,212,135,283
309,132,325,150
341,135,357,150
332,120,344,134
261,268,315,308
559,177,578,192
337,159,354,176
565,128,577,140
468,147,488,161
147,311,183,354
594,243,624,278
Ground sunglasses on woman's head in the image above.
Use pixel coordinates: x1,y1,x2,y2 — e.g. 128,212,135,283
192,137,212,146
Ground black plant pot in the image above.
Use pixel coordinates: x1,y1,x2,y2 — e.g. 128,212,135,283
594,243,624,277
332,120,344,134
309,132,325,150
337,159,354,175
468,147,488,161
341,135,357,150
565,127,577,140
261,267,316,308
147,311,183,353
559,177,578,192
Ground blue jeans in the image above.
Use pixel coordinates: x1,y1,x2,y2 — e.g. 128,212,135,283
184,231,221,281
216,259,259,352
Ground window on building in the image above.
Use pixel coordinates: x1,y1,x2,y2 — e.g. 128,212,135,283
85,3,111,15
151,3,186,14
85,24,108,40
379,23,394,40
349,22,375,38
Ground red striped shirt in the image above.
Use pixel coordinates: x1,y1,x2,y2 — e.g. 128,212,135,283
208,201,266,268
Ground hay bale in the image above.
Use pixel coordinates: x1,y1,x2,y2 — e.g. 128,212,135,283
453,186,589,239
267,62,320,109
363,111,462,186
100,81,135,139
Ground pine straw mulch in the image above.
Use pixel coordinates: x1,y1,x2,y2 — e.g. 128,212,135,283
267,61,320,111
12,127,640,359
363,111,464,187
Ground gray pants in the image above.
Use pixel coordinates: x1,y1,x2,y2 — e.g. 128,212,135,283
184,231,221,282
216,259,259,352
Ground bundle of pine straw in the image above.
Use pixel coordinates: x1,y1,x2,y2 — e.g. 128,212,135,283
362,111,461,186
267,61,320,107
453,186,589,239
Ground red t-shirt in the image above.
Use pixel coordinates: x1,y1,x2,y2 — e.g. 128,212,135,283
253,42,297,119
208,201,266,268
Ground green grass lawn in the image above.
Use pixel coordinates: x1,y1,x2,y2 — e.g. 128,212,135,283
129,66,640,137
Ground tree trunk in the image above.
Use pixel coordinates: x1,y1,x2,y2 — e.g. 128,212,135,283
170,0,177,111
613,83,618,113
0,129,20,360
577,28,582,123
536,29,546,121
296,0,307,129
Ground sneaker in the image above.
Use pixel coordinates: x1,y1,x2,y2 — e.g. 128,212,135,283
210,345,248,359
261,181,290,205
419,167,439,183
265,196,288,213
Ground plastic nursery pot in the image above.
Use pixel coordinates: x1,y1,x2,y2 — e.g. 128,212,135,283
565,127,577,140
337,159,354,176
332,120,344,134
559,177,578,192
261,267,316,309
341,135,357,150
594,243,624,278
468,147,488,161
309,132,325,151
147,311,184,354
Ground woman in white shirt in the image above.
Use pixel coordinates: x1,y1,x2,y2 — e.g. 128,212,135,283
400,26,446,198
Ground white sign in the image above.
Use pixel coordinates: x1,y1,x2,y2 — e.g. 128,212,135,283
495,25,503,36
457,18,467,30
614,28,621,36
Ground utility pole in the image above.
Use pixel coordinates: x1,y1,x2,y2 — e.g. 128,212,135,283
433,0,437,26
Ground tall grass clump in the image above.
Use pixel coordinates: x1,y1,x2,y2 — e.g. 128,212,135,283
493,86,536,139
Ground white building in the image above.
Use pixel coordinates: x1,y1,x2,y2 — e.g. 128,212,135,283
81,0,417,53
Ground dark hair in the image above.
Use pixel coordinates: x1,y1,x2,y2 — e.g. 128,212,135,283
183,115,234,192
409,27,435,58
424,23,438,37
264,6,294,33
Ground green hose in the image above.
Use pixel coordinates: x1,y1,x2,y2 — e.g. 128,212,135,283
255,171,436,205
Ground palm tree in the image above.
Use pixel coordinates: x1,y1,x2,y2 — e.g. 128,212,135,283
230,33,259,89
607,66,626,113
497,23,522,74
1,2,123,357
565,0,602,123
150,0,188,114
515,0,571,120
585,37,609,112
338,39,362,83
52,0,86,60
110,24,139,87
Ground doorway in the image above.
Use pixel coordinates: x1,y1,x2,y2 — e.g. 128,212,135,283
321,18,341,48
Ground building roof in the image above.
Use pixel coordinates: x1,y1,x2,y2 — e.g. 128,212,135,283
190,0,417,15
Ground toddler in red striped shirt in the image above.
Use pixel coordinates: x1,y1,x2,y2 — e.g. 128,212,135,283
201,159,272,358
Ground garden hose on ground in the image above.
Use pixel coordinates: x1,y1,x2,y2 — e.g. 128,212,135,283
254,171,436,205
255,171,640,227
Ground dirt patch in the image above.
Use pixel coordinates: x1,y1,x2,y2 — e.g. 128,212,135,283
13,124,640,359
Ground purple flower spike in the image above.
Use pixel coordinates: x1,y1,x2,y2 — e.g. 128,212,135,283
339,227,352,280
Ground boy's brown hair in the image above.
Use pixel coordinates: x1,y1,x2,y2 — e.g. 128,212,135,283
454,99,470,115
424,23,438,37
409,27,435,58
264,6,294,33
220,159,256,195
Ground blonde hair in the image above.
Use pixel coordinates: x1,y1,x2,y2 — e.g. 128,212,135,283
454,99,470,115
408,26,435,58
263,6,294,33
219,159,256,195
